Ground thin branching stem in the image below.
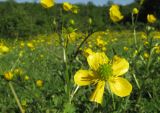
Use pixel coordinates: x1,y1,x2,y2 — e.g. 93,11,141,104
9,82,25,113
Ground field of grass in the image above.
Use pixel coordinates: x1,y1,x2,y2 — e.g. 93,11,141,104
0,29,160,113
0,1,160,113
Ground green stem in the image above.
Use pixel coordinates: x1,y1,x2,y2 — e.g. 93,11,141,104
59,7,70,100
9,82,25,113
111,93,115,110
70,85,79,103
122,96,130,113
10,57,20,72
71,31,97,62
132,73,140,89
132,13,138,49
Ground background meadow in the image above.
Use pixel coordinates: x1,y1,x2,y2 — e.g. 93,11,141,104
0,0,160,113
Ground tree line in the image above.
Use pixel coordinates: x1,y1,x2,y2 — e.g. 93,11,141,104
0,0,159,38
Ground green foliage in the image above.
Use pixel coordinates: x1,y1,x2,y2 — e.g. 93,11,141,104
1,1,157,38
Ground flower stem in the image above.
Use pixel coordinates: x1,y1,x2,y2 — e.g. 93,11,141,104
111,93,115,110
132,73,140,89
70,85,79,103
132,13,138,49
9,82,25,113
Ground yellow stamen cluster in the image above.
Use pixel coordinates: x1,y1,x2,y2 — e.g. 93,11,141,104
98,64,112,80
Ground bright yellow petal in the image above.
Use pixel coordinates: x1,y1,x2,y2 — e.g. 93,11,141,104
112,55,129,76
109,77,132,97
40,0,54,8
90,80,105,104
74,70,97,86
87,52,109,71
109,4,123,22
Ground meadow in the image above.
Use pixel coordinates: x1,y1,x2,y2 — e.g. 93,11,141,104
0,0,160,113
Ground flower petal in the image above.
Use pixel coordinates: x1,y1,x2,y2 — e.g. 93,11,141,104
109,77,132,97
74,70,97,86
90,80,105,104
87,52,109,71
40,0,54,8
112,56,129,76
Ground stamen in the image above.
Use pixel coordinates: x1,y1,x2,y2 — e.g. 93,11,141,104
98,64,112,80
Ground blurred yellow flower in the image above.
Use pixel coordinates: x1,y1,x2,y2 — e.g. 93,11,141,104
144,41,149,46
96,37,106,47
144,52,149,59
20,42,25,48
153,45,160,54
153,32,160,39
4,72,13,81
153,35,160,39
21,99,27,107
123,47,129,51
102,47,106,51
83,48,94,57
147,14,156,23
0,45,9,54
63,2,72,11
132,8,139,15
68,32,77,43
27,42,34,49
19,51,24,57
36,80,43,87
40,0,54,8
14,68,23,75
133,50,138,56
24,75,29,81
141,32,147,40
40,54,44,58
109,4,124,22
74,52,132,104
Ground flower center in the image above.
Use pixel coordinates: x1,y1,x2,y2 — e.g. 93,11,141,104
98,64,112,80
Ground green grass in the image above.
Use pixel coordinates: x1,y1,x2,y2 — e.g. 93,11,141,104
0,30,160,113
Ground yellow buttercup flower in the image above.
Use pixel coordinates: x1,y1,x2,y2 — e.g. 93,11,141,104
141,32,147,40
153,46,160,54
74,52,132,104
14,68,23,75
68,32,77,43
132,8,139,15
40,0,54,8
109,4,124,22
144,52,149,59
4,72,13,81
24,75,29,81
36,80,43,87
27,42,34,49
83,48,94,57
147,14,156,23
153,35,160,39
63,2,72,11
144,41,149,46
0,45,9,54
102,47,106,51
96,37,106,47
